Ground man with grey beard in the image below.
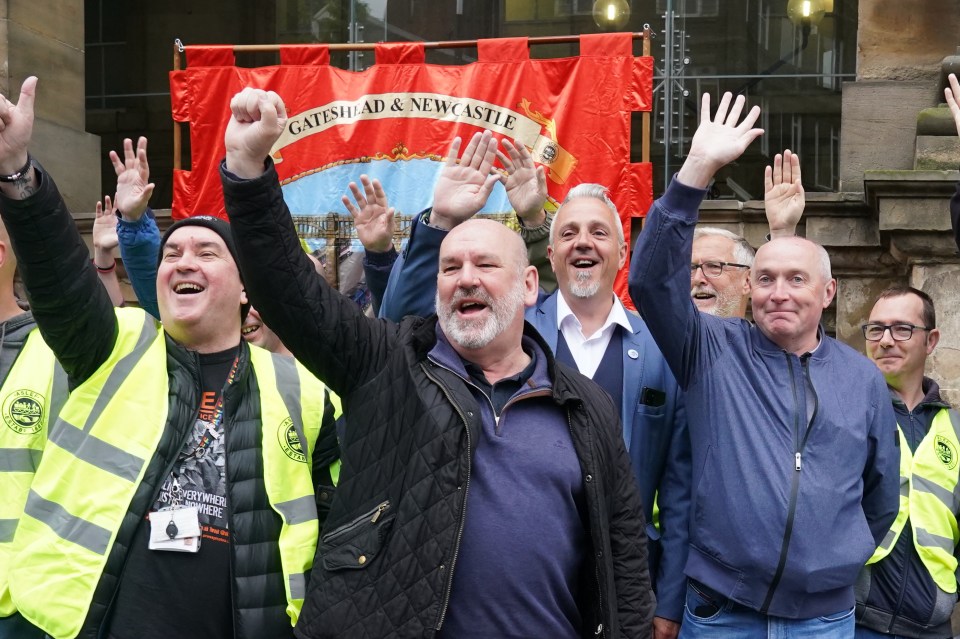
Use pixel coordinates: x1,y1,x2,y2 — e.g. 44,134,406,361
689,226,754,318
371,146,690,639
221,86,654,639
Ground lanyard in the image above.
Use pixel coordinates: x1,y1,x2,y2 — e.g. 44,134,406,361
175,354,240,473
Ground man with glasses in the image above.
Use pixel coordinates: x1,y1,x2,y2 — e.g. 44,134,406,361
689,229,753,318
856,286,958,639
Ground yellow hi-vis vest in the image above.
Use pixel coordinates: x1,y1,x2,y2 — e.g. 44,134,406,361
0,328,65,617
868,409,960,593
9,308,329,638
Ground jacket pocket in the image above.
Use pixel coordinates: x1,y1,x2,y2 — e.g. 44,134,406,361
320,500,395,571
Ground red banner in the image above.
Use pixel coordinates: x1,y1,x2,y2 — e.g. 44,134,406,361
170,34,653,304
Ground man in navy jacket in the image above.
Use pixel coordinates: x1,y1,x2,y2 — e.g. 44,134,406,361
630,92,899,637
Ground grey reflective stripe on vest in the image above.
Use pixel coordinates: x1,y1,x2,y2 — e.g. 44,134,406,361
273,494,317,526
947,409,960,440
0,518,17,543
23,490,111,555
45,314,157,480
48,363,69,428
47,419,144,482
877,526,897,551
78,314,158,433
0,447,41,472
271,353,309,456
916,527,954,553
289,573,306,600
913,475,960,514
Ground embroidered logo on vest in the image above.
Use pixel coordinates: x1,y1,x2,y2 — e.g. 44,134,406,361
3,389,44,435
278,417,306,463
935,434,957,469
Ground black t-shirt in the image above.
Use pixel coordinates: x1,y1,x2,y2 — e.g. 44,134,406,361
106,347,237,639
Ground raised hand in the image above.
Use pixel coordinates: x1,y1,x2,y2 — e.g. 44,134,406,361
677,92,764,189
945,73,960,137
430,130,501,230
93,196,125,307
343,175,395,253
225,87,288,179
110,136,154,222
93,196,119,256
0,76,37,175
764,149,804,238
498,138,547,226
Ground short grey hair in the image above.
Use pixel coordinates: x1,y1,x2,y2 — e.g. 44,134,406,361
550,183,625,246
813,241,832,281
693,227,755,266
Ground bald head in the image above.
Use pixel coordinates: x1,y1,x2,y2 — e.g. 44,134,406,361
0,217,16,283
442,219,529,276
751,236,836,355
755,237,831,281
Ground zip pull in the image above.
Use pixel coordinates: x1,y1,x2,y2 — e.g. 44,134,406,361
370,501,389,523
795,452,802,471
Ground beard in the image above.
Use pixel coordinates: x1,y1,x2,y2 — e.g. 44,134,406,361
436,281,525,350
691,284,741,318
568,270,602,299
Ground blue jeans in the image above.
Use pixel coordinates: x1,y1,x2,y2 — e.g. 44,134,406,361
680,581,855,638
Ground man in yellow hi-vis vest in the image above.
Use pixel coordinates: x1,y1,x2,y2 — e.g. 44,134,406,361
0,76,336,639
857,286,957,639
0,214,65,639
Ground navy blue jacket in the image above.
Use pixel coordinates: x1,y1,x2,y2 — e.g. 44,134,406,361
374,213,691,622
630,177,900,619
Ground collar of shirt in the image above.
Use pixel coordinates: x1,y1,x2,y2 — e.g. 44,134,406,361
555,291,633,339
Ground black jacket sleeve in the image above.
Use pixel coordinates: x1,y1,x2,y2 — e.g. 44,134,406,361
0,165,117,387
607,413,656,637
221,159,400,398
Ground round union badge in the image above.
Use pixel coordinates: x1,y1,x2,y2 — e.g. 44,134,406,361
3,389,45,435
935,434,958,470
278,417,306,463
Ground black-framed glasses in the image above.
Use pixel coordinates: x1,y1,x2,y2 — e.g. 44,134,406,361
861,323,932,342
690,261,750,278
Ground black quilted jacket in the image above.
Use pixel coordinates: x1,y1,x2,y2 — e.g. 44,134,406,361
223,160,655,639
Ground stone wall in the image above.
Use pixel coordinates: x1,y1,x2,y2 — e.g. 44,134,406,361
0,0,100,211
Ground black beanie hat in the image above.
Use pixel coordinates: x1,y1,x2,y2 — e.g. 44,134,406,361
159,216,250,321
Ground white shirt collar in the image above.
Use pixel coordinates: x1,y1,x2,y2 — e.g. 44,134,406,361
555,290,633,338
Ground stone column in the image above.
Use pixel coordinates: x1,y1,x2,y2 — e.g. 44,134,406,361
0,0,100,211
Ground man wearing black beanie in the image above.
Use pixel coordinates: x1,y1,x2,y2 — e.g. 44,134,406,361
0,76,336,639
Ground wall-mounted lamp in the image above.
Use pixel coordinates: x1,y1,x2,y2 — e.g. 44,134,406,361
786,0,827,27
592,0,630,31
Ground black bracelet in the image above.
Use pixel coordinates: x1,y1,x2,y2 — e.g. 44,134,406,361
93,259,116,273
0,155,32,183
